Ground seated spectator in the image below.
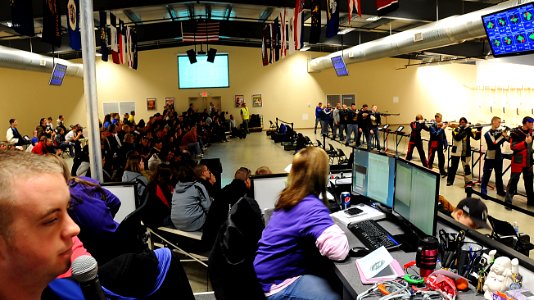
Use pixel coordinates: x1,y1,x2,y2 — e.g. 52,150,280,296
144,164,175,228
203,167,251,247
0,151,194,300
254,147,349,299
194,164,218,200
65,124,83,156
255,166,272,176
6,118,28,147
181,127,203,158
171,164,211,232
122,151,149,204
32,137,61,156
438,195,490,229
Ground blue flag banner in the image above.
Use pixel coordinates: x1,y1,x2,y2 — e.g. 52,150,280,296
67,0,81,50
326,0,339,38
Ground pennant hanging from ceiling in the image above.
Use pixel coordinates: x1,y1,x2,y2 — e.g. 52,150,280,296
42,0,62,47
261,24,270,66
287,9,295,55
110,13,120,64
99,11,108,61
131,28,138,70
119,20,125,64
294,0,304,50
309,0,321,44
10,0,35,37
274,17,280,62
280,9,287,58
376,0,399,16
326,0,339,38
348,0,362,23
67,0,81,50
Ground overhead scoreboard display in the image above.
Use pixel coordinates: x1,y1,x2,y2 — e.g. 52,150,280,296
482,3,534,57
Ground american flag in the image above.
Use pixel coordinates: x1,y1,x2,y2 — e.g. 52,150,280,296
181,20,220,42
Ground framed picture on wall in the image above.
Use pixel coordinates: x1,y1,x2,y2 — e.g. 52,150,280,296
147,98,156,110
234,95,244,108
252,94,262,107
164,97,175,108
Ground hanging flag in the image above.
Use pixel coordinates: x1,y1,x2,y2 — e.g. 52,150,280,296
348,0,362,23
42,0,62,47
280,9,287,58
269,23,274,64
118,20,125,64
261,24,270,66
181,20,220,42
131,29,138,70
66,0,81,50
110,13,120,64
287,9,295,55
309,0,321,44
274,17,280,62
376,0,399,16
10,0,35,37
99,11,108,61
294,0,304,50
326,0,339,38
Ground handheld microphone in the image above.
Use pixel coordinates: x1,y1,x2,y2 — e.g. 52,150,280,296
71,255,106,300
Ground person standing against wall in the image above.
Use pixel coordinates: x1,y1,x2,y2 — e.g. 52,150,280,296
314,102,323,134
240,102,250,134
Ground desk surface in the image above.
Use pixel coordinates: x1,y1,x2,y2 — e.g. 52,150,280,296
333,218,483,300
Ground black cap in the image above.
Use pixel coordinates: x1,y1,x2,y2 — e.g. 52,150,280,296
456,197,490,229
522,116,534,124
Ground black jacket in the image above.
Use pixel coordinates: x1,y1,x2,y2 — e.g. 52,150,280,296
208,196,266,300
202,179,248,247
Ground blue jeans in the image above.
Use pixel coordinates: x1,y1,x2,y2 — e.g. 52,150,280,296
371,126,380,150
267,275,341,300
315,117,321,133
345,124,358,145
320,120,329,136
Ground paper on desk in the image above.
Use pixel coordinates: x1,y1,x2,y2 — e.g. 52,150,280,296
356,246,394,279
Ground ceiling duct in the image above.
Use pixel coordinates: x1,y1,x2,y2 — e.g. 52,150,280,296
308,0,526,72
0,45,84,78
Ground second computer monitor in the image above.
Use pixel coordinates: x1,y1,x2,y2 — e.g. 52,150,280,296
394,159,439,236
351,149,395,208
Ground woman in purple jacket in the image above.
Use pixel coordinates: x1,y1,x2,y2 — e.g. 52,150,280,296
254,147,349,300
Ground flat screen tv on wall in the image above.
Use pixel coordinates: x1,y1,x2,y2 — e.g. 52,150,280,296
177,53,229,89
482,3,534,57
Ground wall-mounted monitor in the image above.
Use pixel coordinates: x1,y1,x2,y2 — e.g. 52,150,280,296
482,2,534,57
177,53,229,89
331,55,349,77
49,63,67,86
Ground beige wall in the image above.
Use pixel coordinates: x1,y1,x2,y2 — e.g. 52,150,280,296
0,67,85,138
4,45,525,139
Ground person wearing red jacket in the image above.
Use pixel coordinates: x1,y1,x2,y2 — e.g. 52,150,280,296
505,116,534,208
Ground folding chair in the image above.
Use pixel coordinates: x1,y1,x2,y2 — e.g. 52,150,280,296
149,226,208,267
337,148,349,164
328,144,339,164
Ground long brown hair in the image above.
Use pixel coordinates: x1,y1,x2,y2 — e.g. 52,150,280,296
275,147,329,210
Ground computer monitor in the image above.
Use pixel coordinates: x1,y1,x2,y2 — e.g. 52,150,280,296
251,173,288,212
351,149,395,208
393,159,439,236
331,55,349,76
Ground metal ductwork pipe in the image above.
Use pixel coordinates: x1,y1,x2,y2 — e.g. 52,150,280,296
308,0,526,72
0,45,84,77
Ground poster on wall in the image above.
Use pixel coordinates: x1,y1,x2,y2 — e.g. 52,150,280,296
234,95,244,108
165,97,175,108
147,98,156,110
252,94,262,107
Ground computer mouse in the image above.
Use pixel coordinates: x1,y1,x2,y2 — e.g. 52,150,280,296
349,247,370,257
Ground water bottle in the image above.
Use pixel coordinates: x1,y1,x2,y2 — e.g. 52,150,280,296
513,222,519,234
